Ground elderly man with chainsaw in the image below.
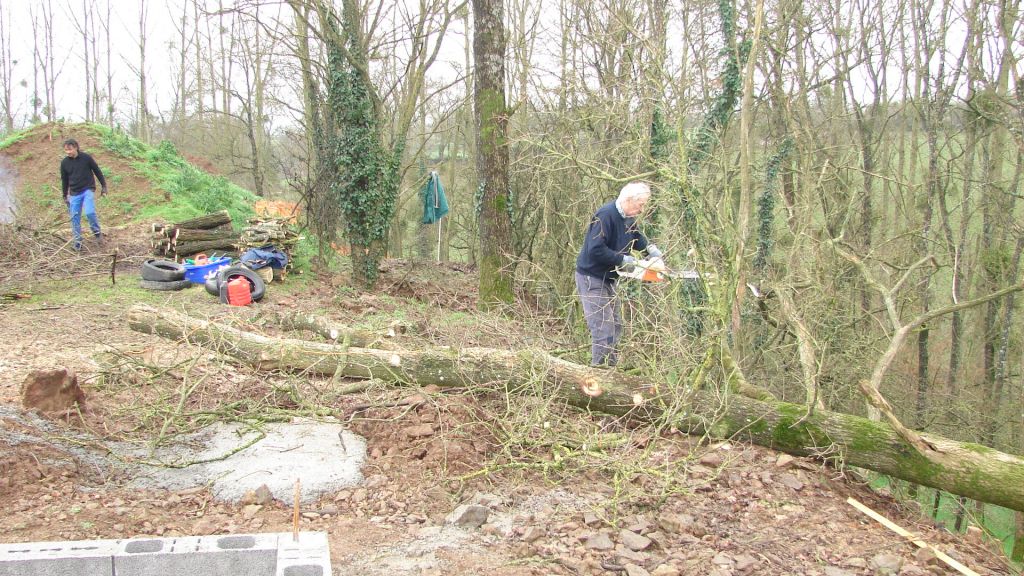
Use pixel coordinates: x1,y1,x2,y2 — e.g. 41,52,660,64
575,181,663,367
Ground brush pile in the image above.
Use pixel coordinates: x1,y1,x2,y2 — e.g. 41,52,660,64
151,210,238,259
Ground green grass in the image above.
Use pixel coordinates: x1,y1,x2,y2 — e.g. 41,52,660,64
0,130,28,150
20,275,212,307
93,125,257,227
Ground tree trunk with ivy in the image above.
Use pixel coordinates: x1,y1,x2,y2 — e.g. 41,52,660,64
326,3,399,289
129,304,1024,512
473,0,514,310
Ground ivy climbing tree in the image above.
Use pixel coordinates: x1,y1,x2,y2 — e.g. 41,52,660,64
671,0,752,251
305,0,458,288
326,6,399,288
753,138,792,271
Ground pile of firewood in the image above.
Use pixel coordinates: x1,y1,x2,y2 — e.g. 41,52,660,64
239,216,301,252
151,210,239,259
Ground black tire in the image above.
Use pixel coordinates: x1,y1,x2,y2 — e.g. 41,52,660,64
139,279,192,291
216,266,266,302
204,275,220,296
141,258,186,282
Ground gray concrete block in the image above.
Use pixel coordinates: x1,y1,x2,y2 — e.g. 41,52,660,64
115,534,278,576
276,532,331,576
0,538,118,576
0,531,331,576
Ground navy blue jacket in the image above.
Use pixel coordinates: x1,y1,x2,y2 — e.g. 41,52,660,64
60,151,106,198
576,201,648,282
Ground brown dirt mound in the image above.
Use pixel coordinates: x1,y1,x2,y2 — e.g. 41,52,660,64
1,122,157,228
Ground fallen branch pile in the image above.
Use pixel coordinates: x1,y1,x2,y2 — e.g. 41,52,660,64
151,210,239,259
127,304,1024,513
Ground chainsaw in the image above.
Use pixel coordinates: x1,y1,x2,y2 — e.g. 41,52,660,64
617,258,700,283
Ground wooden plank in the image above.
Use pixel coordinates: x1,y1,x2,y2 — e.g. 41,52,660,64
846,497,980,576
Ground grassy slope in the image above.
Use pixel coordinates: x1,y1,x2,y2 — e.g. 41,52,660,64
0,122,256,227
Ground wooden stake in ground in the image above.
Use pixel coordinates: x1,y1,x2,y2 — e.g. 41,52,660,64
847,497,979,576
293,479,300,542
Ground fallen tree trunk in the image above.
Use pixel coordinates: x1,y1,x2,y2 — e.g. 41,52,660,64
253,309,397,349
170,210,232,230
127,305,1024,512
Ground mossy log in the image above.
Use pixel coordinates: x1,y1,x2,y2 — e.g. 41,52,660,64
127,305,1024,512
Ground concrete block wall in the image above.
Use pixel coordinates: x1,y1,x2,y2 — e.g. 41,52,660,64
277,532,330,576
0,532,330,576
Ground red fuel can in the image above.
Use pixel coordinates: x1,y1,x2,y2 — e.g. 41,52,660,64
226,277,252,306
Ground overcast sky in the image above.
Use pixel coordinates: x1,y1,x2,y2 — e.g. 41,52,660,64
0,0,473,131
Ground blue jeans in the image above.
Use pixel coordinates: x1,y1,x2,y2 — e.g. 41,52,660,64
68,189,101,249
575,271,622,366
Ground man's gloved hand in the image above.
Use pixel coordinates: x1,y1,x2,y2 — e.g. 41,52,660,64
100,185,108,197
620,255,637,273
647,243,663,259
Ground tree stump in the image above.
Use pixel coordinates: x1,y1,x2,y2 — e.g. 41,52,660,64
21,368,85,412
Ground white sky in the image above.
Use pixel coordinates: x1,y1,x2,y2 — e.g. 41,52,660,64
2,0,1021,134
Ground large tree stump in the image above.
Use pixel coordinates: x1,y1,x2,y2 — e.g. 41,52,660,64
127,305,1024,512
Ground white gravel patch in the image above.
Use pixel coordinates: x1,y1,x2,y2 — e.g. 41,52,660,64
121,418,366,503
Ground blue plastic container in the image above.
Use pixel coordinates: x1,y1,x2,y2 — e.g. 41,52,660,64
183,256,232,284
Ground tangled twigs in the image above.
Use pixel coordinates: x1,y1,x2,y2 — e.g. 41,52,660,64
0,222,123,284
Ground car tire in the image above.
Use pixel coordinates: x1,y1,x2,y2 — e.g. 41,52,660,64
216,266,266,302
204,275,220,296
141,258,186,282
139,279,192,291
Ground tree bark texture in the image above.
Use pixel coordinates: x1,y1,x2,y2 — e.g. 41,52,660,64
169,210,232,230
253,308,398,349
472,0,514,309
172,239,239,258
127,305,1024,512
171,228,238,243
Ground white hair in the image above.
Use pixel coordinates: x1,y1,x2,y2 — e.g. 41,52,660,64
617,181,651,203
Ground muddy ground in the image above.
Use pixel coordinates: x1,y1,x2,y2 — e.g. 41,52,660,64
0,130,1018,575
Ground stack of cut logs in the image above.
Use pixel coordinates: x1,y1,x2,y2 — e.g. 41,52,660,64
151,210,239,260
239,216,301,253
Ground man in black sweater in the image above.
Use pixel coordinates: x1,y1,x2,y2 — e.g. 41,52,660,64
575,181,663,367
60,138,108,251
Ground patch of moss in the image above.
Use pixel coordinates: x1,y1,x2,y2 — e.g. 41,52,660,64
842,417,894,453
770,402,823,449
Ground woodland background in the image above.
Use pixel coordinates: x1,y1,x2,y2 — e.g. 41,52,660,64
1,0,1023,556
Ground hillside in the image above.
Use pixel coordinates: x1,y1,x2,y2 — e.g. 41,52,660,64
0,124,1017,575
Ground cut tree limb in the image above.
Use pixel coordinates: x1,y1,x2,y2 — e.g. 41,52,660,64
127,304,1024,512
169,210,232,230
173,239,239,257
171,229,239,243
254,309,394,348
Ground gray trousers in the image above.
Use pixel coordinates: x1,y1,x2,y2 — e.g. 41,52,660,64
575,271,622,366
